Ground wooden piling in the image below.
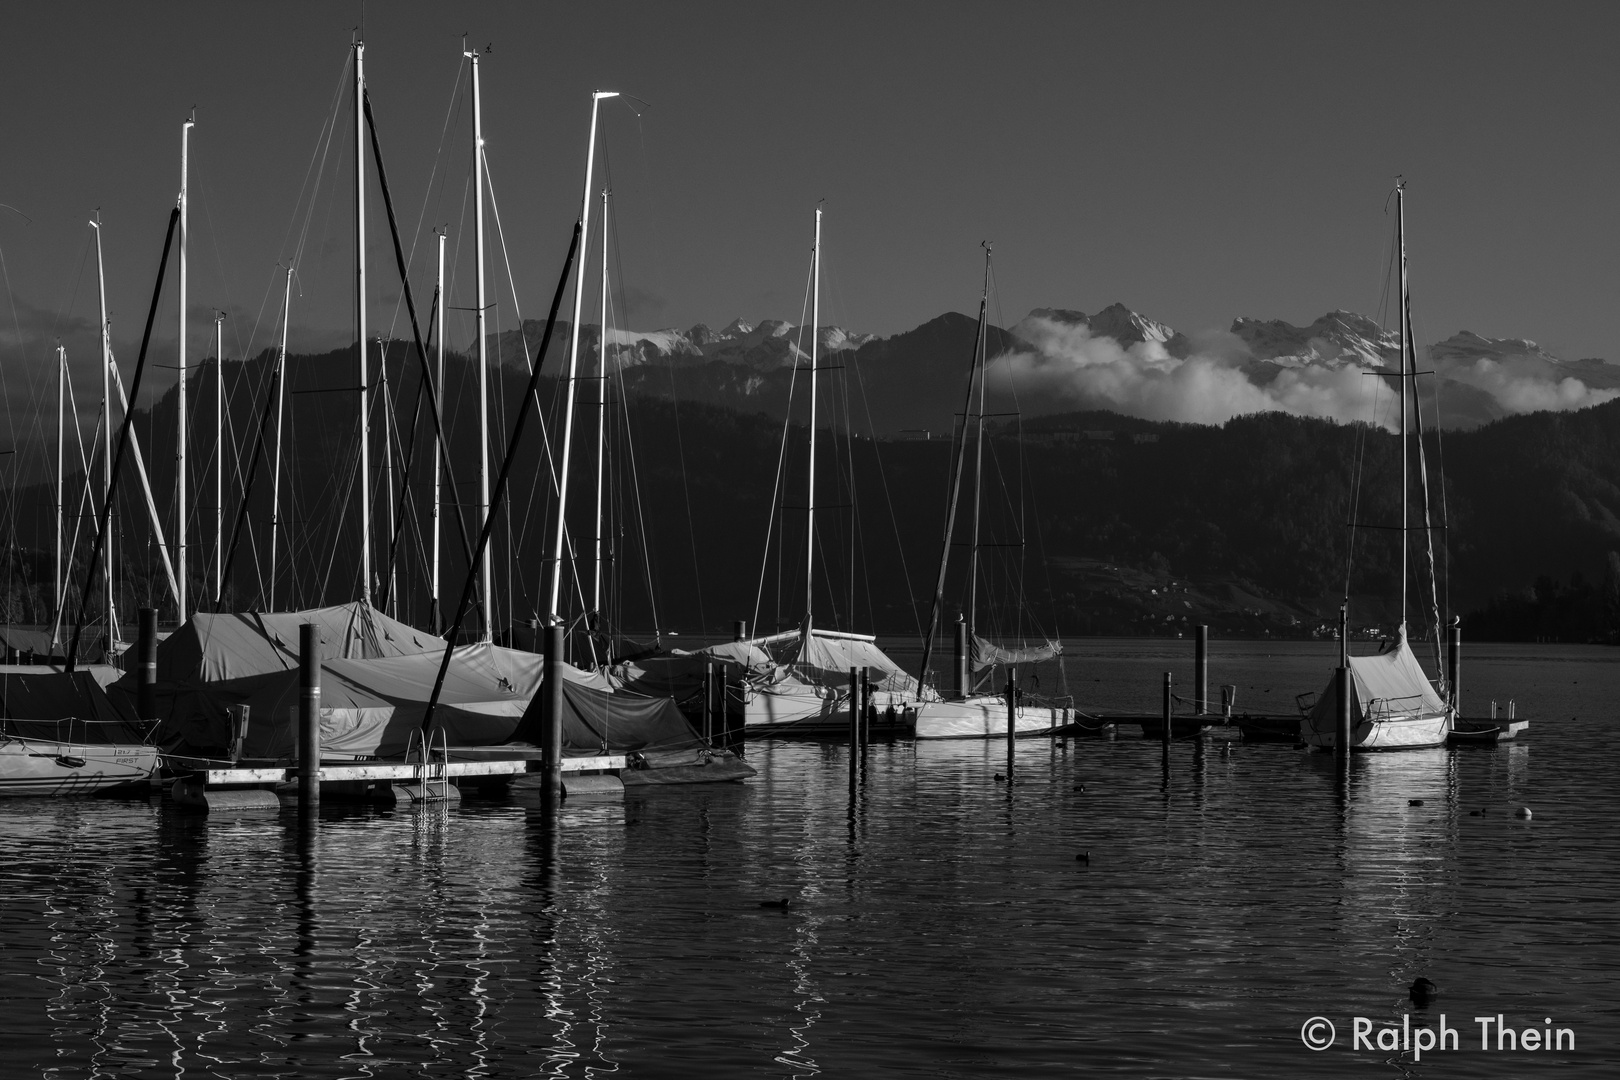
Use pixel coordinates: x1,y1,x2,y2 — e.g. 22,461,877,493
136,608,158,725
1335,665,1351,758
1195,625,1208,715
849,666,859,792
1006,667,1017,780
542,621,565,802
1161,672,1172,748
1337,603,1351,756
1447,617,1461,715
703,662,715,746
299,622,320,810
954,616,968,699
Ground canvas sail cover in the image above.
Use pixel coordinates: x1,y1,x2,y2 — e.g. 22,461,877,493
0,670,147,744
784,631,919,695
507,679,707,754
157,601,443,684
970,633,1062,671
1307,637,1447,730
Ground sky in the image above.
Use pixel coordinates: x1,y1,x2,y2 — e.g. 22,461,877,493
2,0,1617,431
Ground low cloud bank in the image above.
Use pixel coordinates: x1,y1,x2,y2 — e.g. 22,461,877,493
986,315,1618,429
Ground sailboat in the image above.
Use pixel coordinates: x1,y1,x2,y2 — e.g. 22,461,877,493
706,208,920,736
1301,182,1451,751
911,246,1066,740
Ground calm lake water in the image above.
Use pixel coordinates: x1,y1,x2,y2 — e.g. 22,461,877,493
1,639,1615,1077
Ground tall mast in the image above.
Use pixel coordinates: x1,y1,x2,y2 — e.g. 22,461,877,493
914,244,991,692
91,214,117,654
269,268,291,608
354,36,372,605
546,90,617,625
177,114,193,620
53,345,66,649
432,230,445,632
1396,180,1409,640
965,250,991,635
467,44,493,640
213,311,223,607
805,206,821,634
591,186,609,634
380,335,396,616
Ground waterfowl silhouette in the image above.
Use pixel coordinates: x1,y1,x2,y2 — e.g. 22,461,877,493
1409,977,1437,1006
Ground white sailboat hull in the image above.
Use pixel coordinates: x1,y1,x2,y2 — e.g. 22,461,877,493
914,696,1068,740
741,686,916,737
1300,709,1451,752
0,738,159,796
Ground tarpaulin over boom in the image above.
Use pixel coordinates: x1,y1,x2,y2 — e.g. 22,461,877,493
970,634,1061,671
507,679,707,754
0,670,147,744
1307,636,1446,732
157,601,443,683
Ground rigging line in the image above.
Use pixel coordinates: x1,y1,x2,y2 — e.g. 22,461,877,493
481,152,574,593
422,219,579,732
383,53,467,345
67,206,179,672
605,174,663,638
612,312,661,641
850,341,921,639
750,248,817,635
277,52,350,270
314,423,363,607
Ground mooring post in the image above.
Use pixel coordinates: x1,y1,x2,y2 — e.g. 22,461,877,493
1337,604,1351,757
299,622,320,811
1195,625,1208,715
1447,617,1461,716
848,666,859,793
733,619,747,643
542,620,565,802
1006,667,1017,780
136,607,158,725
703,662,715,747
954,615,968,699
1162,671,1173,748
858,665,870,756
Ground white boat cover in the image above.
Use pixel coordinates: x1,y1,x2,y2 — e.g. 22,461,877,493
1308,637,1446,729
783,631,919,695
157,601,443,683
156,642,612,759
970,633,1061,671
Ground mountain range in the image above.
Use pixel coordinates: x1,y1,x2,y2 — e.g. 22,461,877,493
487,304,1620,434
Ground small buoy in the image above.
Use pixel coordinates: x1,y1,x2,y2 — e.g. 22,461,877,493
759,898,792,910
1409,799,1424,807
1515,807,1533,820
1075,851,1090,863
1408,977,1437,1006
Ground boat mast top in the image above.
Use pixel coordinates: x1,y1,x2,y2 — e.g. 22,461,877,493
1396,179,1409,642
546,90,618,624
805,205,821,637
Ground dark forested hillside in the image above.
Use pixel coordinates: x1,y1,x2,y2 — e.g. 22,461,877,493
7,346,1619,647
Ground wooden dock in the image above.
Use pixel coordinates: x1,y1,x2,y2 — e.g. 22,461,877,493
168,753,627,811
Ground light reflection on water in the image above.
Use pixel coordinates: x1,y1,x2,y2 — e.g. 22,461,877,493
0,642,1615,1077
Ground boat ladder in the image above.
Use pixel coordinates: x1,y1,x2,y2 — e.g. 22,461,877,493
403,728,454,803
